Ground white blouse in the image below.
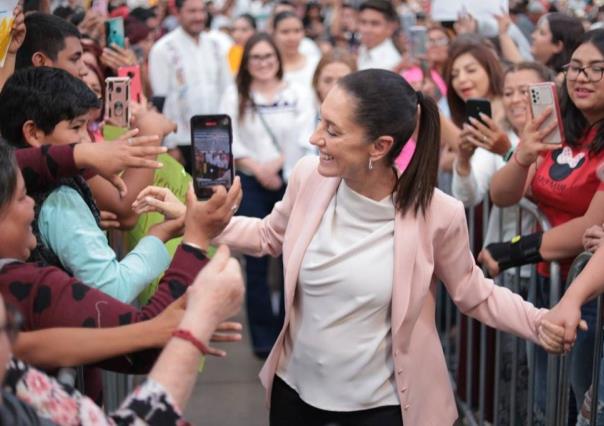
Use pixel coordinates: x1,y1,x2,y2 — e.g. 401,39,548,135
219,81,315,181
277,180,399,411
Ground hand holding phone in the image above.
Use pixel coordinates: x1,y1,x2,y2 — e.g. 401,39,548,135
105,17,125,49
191,115,234,200
465,98,492,125
105,76,131,130
528,82,565,145
409,25,427,60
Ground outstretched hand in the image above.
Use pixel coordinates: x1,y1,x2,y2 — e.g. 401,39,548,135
539,300,589,353
73,129,166,197
132,186,186,219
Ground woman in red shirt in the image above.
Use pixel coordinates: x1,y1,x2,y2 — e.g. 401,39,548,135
483,29,604,423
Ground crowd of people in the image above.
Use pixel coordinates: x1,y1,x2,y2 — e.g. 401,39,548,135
2,0,604,424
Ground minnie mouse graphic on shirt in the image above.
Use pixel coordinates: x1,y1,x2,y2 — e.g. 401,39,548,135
549,146,586,181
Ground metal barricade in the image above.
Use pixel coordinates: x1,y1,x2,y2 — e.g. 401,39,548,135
436,197,562,425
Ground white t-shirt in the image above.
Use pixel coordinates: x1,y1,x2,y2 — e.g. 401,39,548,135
148,27,233,148
277,180,399,411
357,38,401,71
219,81,316,181
284,54,320,92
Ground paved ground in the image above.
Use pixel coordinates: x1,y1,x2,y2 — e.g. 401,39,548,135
185,307,269,426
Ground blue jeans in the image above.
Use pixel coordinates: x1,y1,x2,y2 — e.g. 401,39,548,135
533,275,597,424
237,172,286,354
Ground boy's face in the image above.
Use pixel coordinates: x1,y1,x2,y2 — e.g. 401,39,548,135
48,36,89,80
359,8,393,50
42,114,91,146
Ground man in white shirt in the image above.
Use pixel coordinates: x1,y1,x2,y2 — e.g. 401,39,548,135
356,0,401,71
149,0,232,171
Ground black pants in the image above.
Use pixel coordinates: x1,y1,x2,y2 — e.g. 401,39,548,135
270,376,403,426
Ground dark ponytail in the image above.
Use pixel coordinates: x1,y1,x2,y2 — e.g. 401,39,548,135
337,69,440,216
396,93,440,216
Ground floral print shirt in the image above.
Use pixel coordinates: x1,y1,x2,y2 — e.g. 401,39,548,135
4,359,190,425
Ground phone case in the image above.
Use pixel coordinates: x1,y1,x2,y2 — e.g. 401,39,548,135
409,26,427,58
465,98,492,124
529,83,564,145
118,65,142,104
105,77,130,129
190,115,234,200
105,18,125,49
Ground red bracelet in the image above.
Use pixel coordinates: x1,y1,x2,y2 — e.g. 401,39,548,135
512,151,531,168
172,329,210,355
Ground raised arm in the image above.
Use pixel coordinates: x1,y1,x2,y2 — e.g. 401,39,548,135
434,201,547,344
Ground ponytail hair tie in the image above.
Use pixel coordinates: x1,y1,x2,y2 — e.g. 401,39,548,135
416,91,424,104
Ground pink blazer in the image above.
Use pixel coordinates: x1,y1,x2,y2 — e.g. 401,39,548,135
216,157,545,425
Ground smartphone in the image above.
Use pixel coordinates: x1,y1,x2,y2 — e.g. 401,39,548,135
118,65,142,104
191,115,234,200
150,96,166,113
466,98,492,125
91,0,108,16
409,25,428,59
105,17,125,49
105,76,130,129
529,82,565,145
399,11,416,36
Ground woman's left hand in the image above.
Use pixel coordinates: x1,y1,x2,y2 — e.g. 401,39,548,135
466,114,512,156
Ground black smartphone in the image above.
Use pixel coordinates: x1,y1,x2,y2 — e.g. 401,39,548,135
150,96,166,113
465,98,492,125
191,115,234,200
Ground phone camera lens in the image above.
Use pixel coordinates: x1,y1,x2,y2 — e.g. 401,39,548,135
116,86,122,93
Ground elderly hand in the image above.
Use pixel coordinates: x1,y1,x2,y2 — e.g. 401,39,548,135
182,245,245,351
132,186,186,219
182,178,243,250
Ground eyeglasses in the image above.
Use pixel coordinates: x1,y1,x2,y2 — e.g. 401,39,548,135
562,63,604,83
1,304,23,344
249,53,276,65
426,37,449,47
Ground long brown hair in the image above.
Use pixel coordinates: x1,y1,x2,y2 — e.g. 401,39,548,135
444,38,504,127
311,48,357,102
338,70,441,216
236,32,284,120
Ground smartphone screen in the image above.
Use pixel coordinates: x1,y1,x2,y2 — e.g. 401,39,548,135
465,98,492,125
191,115,234,200
105,17,125,49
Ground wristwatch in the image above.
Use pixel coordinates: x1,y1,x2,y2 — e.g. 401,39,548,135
502,147,515,162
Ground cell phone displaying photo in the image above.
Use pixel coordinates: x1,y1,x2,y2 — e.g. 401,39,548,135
105,76,130,129
191,115,234,200
118,65,142,104
105,17,125,49
465,98,492,125
409,25,427,59
529,82,565,145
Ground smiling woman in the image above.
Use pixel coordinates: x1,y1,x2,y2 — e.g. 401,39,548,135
213,68,561,425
